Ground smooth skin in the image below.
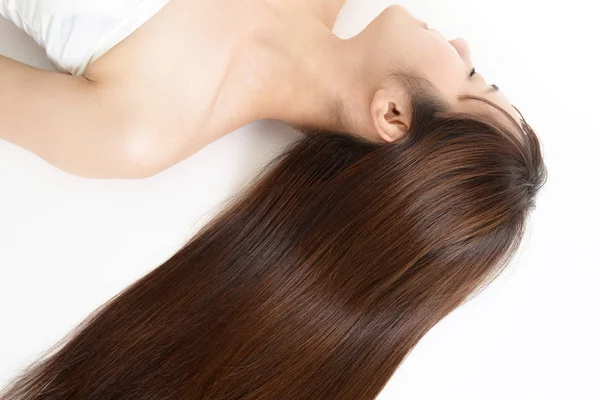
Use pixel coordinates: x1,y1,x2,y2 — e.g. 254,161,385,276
0,0,515,179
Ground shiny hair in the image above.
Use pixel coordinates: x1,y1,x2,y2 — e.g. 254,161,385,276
1,76,546,400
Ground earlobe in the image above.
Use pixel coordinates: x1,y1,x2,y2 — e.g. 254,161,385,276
370,90,411,143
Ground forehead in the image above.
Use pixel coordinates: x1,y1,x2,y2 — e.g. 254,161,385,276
454,85,523,130
484,89,522,123
453,97,526,143
457,72,523,123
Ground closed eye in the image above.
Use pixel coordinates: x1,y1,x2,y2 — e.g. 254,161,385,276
469,68,500,92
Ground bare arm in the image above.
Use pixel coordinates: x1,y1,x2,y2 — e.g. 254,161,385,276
0,55,150,179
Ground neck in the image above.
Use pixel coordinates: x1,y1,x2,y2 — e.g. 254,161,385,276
212,16,382,141
258,33,370,134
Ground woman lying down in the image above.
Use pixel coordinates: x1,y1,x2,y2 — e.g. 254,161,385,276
0,1,546,399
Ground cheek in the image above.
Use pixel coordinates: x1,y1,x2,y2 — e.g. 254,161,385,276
413,38,466,98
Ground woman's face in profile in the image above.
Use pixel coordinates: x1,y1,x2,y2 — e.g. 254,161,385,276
365,5,518,122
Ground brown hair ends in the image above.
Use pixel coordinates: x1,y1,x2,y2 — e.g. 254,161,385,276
1,77,547,400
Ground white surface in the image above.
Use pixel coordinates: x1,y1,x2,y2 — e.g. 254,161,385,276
1,1,598,399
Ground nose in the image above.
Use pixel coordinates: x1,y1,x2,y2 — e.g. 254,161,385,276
449,38,472,63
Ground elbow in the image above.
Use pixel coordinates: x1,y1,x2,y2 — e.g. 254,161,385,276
116,125,179,179
62,125,176,180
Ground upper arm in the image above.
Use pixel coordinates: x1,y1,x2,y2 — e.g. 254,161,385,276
0,55,151,178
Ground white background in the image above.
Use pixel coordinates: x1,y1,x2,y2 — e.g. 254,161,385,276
1,0,598,399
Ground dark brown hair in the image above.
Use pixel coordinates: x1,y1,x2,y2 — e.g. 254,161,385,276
1,77,546,400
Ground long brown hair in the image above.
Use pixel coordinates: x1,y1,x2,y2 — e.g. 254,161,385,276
1,76,547,400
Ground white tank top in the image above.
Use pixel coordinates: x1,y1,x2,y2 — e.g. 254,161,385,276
1,0,169,76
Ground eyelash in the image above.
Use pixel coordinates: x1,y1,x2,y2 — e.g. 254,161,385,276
469,67,476,78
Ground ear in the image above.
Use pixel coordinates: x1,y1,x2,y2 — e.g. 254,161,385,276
370,86,411,143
